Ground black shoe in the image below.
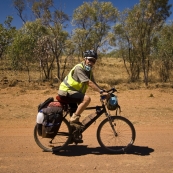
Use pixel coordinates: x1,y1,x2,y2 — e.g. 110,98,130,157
37,124,42,136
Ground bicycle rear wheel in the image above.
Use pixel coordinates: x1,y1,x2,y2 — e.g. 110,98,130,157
97,116,136,154
34,118,71,152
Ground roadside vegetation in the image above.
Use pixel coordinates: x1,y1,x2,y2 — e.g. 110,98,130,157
0,0,173,89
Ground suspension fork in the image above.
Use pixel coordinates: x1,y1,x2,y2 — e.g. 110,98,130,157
105,112,118,136
101,102,118,136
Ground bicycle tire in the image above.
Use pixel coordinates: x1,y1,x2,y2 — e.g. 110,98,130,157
97,116,136,154
34,118,71,152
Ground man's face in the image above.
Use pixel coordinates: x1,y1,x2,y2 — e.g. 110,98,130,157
85,58,96,67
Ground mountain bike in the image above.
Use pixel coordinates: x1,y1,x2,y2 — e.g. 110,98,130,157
34,88,136,154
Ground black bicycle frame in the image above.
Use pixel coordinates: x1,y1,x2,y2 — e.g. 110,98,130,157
64,102,108,134
62,98,110,134
81,105,107,132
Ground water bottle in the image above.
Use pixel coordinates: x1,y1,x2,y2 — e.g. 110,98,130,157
36,110,44,124
82,113,96,125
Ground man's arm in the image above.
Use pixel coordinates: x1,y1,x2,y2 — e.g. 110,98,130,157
87,80,102,93
87,79,109,99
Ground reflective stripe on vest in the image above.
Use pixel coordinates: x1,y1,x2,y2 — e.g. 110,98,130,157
59,63,91,94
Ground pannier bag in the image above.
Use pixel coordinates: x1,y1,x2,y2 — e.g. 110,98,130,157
38,97,54,112
42,106,63,138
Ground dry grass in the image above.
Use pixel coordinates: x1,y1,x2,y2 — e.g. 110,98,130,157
0,57,173,90
94,58,127,85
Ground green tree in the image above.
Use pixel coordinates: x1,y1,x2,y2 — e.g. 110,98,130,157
0,16,16,60
72,0,118,56
13,0,70,81
154,22,173,82
114,0,172,85
7,19,47,82
113,12,141,82
30,0,70,80
13,0,27,23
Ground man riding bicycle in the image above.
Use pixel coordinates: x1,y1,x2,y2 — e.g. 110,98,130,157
58,50,108,125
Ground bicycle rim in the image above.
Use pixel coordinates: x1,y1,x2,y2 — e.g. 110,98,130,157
97,116,136,153
34,118,71,152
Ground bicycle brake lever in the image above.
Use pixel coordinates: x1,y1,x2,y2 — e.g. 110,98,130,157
107,88,117,93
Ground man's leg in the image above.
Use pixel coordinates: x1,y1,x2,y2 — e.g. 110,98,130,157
70,95,91,123
75,95,91,115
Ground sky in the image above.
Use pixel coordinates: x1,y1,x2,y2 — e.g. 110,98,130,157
0,0,173,31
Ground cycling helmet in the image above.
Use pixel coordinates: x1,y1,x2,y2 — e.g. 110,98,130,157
107,94,118,110
84,50,97,60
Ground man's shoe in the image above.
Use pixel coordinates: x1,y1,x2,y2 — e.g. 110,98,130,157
69,113,81,123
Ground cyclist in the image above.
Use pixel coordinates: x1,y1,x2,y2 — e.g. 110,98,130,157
58,50,108,125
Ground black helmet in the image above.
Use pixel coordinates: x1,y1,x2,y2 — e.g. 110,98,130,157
84,50,97,59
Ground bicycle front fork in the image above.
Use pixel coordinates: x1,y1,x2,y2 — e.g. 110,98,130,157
107,114,118,137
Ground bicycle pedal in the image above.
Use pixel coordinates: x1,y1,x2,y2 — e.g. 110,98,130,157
73,138,83,143
68,138,83,144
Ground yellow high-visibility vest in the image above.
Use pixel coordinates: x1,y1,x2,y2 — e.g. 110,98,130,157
59,63,91,94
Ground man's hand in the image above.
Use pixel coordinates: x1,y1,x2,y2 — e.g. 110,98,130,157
101,92,110,100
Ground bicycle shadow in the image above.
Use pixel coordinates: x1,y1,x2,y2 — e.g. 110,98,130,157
52,145,154,156
125,145,154,155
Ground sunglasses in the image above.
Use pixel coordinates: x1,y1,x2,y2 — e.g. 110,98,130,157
87,58,96,63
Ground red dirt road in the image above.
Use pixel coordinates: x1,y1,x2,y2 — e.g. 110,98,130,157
0,87,173,173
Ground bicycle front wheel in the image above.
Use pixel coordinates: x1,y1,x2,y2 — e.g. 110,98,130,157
97,116,136,154
34,118,71,152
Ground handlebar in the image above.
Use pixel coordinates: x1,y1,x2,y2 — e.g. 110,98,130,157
105,88,117,94
100,88,117,100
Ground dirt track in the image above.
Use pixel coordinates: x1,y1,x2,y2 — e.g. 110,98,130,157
0,87,173,173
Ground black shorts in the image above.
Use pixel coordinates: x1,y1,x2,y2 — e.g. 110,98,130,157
58,92,85,115
59,92,84,104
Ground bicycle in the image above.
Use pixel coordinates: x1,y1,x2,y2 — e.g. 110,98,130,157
34,88,136,154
